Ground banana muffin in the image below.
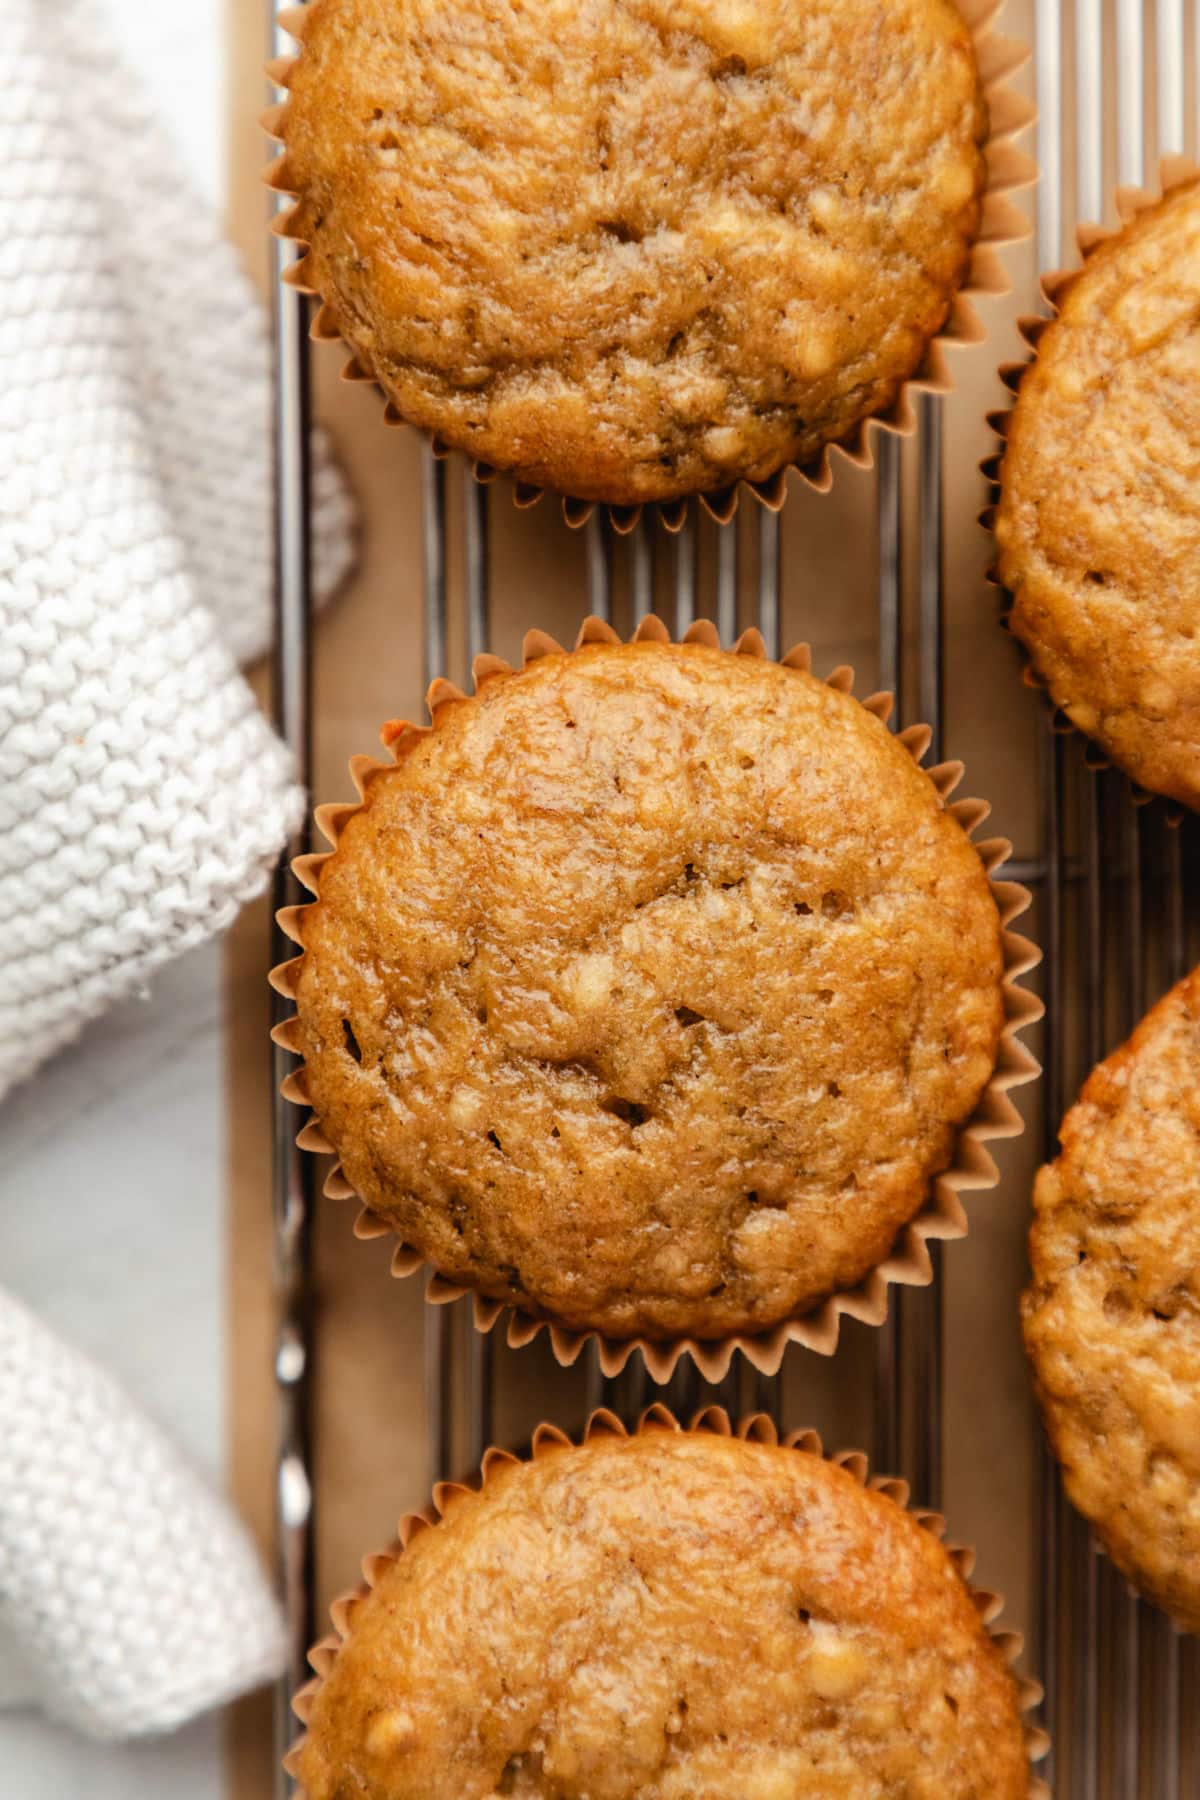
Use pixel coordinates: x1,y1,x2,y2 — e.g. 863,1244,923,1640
275,0,988,505
291,1426,1033,1799
286,637,1006,1344
994,177,1200,810
1022,966,1200,1630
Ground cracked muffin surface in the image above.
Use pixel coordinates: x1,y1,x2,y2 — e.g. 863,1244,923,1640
995,180,1200,810
293,1430,1030,1800
279,0,987,504
1022,966,1200,1631
291,640,1005,1341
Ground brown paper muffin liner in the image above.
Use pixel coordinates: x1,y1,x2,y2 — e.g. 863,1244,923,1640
982,155,1200,816
262,1,1034,535
269,615,1042,1383
284,1405,1050,1795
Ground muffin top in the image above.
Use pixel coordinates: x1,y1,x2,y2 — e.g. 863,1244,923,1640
292,640,1005,1342
280,0,987,505
1022,966,1200,1631
994,180,1200,811
293,1429,1030,1799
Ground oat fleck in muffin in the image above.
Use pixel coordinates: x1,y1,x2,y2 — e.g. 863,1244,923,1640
292,1429,1032,1799
995,178,1200,810
290,639,1005,1343
1022,966,1200,1631
278,0,988,505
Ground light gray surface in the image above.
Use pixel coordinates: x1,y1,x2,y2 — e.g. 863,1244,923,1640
1,943,227,1799
0,2,237,1792
0,1712,222,1800
105,0,222,204
3,942,225,1474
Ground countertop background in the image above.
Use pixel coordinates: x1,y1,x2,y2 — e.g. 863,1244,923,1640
2,4,231,1795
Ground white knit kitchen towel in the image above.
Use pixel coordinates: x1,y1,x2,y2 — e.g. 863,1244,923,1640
0,1291,287,1739
0,0,353,1105
0,0,351,1740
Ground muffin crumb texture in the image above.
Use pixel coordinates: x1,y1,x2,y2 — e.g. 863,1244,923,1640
293,642,1005,1342
995,180,1200,810
294,1432,1030,1798
1023,965,1200,1630
281,0,987,502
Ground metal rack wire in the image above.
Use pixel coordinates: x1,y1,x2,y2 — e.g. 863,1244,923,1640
267,0,1199,1791
1031,0,1200,1793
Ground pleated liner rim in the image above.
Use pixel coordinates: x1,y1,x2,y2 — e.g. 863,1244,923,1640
282,1405,1050,1796
269,615,1043,1384
261,0,1036,534
980,153,1200,822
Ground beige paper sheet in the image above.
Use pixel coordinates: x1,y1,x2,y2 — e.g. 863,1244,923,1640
222,3,1042,1791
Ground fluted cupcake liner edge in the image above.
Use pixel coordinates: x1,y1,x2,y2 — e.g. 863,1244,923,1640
261,0,1036,533
980,153,1200,822
269,613,1043,1384
282,1404,1050,1796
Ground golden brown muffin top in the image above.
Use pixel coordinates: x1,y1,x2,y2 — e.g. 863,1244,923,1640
294,1430,1030,1799
994,180,1200,811
1022,966,1200,1631
292,641,1005,1343
280,0,986,505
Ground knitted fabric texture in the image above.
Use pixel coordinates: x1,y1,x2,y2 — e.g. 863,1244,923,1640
0,0,354,1103
0,1290,287,1739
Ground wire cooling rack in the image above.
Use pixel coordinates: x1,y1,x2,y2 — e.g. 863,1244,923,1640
266,0,1200,1792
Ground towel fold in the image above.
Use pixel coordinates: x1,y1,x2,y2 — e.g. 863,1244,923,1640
0,1291,287,1739
0,0,351,1741
0,0,353,1105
